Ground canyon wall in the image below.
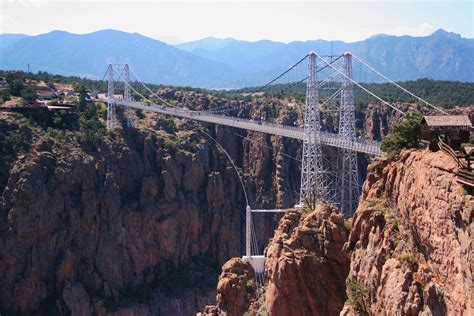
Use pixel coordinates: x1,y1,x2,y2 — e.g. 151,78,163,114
1,89,472,315
204,149,472,315
342,149,472,314
0,108,300,314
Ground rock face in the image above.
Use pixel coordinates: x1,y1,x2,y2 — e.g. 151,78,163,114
200,258,256,316
0,114,253,314
363,102,474,141
342,149,473,315
264,204,350,316
0,100,306,314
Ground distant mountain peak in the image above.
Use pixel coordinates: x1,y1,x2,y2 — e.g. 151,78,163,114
201,36,236,42
431,28,461,39
369,33,391,39
47,30,71,35
1,28,472,86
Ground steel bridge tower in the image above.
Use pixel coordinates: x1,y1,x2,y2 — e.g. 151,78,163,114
107,64,134,129
299,52,328,207
338,52,359,217
106,64,117,129
123,64,135,128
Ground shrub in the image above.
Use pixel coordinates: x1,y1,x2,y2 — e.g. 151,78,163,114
344,219,352,231
381,112,422,156
8,78,24,97
245,279,256,292
20,87,38,105
158,116,176,134
399,252,418,266
135,109,145,119
0,89,11,102
163,138,179,151
457,186,469,196
77,116,105,150
0,127,30,161
368,197,385,214
51,110,71,129
347,278,371,313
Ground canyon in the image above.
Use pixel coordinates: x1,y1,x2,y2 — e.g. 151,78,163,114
0,90,472,315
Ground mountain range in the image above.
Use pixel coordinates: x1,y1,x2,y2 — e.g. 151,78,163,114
0,29,473,88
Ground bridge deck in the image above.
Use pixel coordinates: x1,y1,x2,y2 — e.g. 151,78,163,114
114,99,383,156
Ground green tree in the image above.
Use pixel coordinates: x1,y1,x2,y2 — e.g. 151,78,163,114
381,112,423,155
83,102,98,120
20,87,38,105
8,78,25,97
74,82,88,112
0,89,11,102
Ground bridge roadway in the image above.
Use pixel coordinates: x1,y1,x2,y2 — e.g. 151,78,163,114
113,99,383,156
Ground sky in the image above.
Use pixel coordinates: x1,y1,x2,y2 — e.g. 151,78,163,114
0,0,472,44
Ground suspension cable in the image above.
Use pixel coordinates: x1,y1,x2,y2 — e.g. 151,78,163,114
253,54,343,96
128,66,178,108
232,131,302,162
118,69,250,207
315,54,406,115
351,53,449,115
190,124,250,207
251,217,264,287
285,76,307,92
252,54,309,94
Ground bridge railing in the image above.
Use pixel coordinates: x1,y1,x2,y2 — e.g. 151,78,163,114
111,99,383,156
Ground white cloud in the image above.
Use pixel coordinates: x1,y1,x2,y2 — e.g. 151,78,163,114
389,23,439,37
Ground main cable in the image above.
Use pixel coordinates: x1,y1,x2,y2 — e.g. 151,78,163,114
315,54,406,115
128,66,178,109
351,53,448,115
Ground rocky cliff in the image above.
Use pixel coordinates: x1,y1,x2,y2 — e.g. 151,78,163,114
203,149,473,315
342,149,473,314
264,204,350,316
2,88,472,315
200,204,350,316
0,107,302,314
0,112,243,314
199,258,257,316
363,102,473,141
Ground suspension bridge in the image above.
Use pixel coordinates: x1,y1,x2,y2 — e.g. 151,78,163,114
102,51,448,275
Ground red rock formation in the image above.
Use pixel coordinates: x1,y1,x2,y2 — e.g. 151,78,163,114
0,115,244,314
363,102,473,141
0,105,305,314
265,204,350,316
199,258,256,316
342,149,473,315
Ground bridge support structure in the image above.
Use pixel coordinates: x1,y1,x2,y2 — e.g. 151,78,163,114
123,64,135,128
243,207,286,274
106,64,117,129
337,52,359,217
107,64,134,129
299,52,328,207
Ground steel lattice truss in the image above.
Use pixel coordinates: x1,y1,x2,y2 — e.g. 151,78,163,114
299,52,331,207
106,64,117,129
123,65,135,128
106,64,135,129
338,53,360,217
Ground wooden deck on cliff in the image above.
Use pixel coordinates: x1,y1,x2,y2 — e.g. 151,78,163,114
437,137,474,187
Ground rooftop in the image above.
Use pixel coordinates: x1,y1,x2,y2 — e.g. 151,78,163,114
422,115,472,127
